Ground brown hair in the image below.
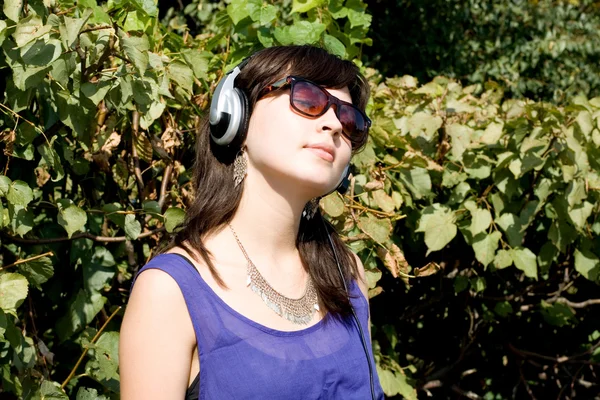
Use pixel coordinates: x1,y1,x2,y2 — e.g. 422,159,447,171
161,45,371,316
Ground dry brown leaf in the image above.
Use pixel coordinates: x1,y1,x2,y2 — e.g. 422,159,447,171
414,262,441,277
161,126,181,153
364,180,385,191
101,131,121,154
35,166,50,187
92,152,111,172
368,287,383,299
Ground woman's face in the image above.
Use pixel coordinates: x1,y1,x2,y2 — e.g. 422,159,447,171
244,82,353,198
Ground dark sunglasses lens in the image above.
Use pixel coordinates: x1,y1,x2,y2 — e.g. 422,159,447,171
340,105,367,144
291,81,329,116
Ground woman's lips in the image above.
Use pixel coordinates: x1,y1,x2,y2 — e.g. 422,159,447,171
306,147,334,162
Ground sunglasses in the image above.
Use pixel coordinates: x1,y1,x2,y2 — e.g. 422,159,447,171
259,76,371,148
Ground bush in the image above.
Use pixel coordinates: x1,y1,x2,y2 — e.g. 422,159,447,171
0,0,598,398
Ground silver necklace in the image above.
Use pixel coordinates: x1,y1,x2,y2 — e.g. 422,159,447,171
228,224,319,325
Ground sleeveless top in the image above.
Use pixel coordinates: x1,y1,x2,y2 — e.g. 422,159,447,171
130,253,384,400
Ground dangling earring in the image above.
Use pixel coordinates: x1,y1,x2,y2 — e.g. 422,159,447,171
302,197,321,220
233,148,247,188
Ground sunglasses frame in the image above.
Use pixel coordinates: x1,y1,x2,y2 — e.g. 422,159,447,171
259,76,371,147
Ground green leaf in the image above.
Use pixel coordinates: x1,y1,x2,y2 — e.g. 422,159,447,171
0,309,6,338
227,0,250,25
84,247,116,293
181,49,211,80
416,204,457,254
574,248,599,281
37,138,65,182
56,289,105,341
36,380,68,399
164,207,185,233
357,214,392,244
541,301,576,327
376,365,417,399
494,301,513,317
124,214,141,240
470,276,486,292
323,34,345,58
58,205,87,238
56,90,94,142
3,0,23,22
142,200,161,215
538,242,558,275
18,256,54,289
496,213,523,247
510,247,538,279
0,272,28,314
61,9,93,49
453,275,469,293
0,176,11,196
470,208,492,236
21,39,62,66
76,387,109,400
13,15,52,47
259,4,278,25
398,167,431,199
446,123,473,161
548,220,576,253
566,179,586,207
131,0,158,16
167,61,194,93
372,190,395,213
576,110,593,137
6,180,33,207
9,204,34,236
407,112,443,141
568,201,593,231
85,331,120,385
81,80,113,106
480,121,504,144
119,32,150,73
493,249,512,269
321,193,345,217
472,231,501,267
275,20,326,45
140,101,165,130
291,0,325,14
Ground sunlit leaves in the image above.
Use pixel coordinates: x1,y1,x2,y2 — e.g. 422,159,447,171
358,214,392,244
0,273,28,315
6,180,33,207
416,204,457,254
574,248,600,281
164,207,185,233
57,204,87,238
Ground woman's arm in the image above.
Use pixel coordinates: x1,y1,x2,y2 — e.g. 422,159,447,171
119,269,196,399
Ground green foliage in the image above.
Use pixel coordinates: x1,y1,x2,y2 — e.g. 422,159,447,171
0,0,598,398
366,0,600,102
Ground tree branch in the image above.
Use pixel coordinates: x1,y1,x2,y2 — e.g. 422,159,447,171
2,227,165,245
0,251,54,271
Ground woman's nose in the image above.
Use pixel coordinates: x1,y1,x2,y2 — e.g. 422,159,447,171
317,105,343,137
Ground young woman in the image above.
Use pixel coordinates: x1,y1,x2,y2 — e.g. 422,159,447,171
119,45,384,399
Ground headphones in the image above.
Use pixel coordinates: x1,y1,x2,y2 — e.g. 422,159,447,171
208,58,351,196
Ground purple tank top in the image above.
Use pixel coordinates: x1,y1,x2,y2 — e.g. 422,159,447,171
131,253,384,399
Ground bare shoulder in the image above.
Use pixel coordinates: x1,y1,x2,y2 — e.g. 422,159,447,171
119,265,195,399
352,252,369,302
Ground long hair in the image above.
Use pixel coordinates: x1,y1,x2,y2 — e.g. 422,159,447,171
161,45,371,316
